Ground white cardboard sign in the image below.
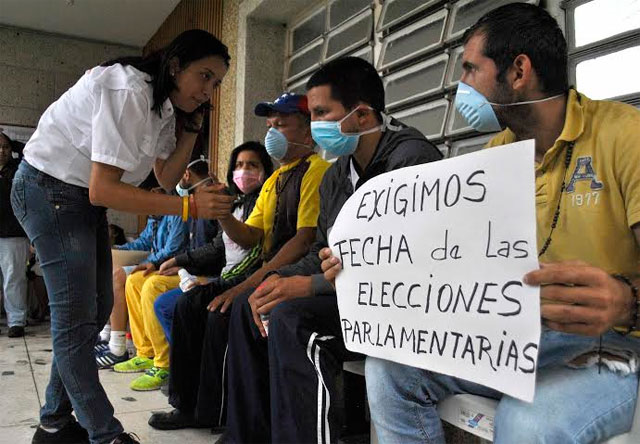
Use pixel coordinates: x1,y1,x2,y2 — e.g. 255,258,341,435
329,140,540,402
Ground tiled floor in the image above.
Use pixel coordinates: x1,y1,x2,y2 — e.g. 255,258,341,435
0,321,216,444
0,321,484,444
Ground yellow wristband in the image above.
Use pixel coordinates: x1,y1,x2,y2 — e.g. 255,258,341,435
181,195,189,222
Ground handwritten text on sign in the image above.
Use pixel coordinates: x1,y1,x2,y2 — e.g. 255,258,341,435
329,141,540,402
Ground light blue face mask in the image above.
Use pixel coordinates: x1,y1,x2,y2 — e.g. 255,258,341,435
455,81,564,133
175,184,189,197
264,127,312,161
311,106,382,157
175,177,212,197
264,127,289,160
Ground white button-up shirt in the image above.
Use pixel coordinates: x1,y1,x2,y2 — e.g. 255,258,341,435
24,64,176,188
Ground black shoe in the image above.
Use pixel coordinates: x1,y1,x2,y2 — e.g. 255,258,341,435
32,420,89,443
112,432,140,444
214,432,232,444
148,409,211,430
211,425,226,434
8,326,25,338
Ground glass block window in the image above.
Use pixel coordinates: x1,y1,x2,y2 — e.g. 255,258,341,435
445,45,464,88
291,7,326,53
325,9,372,61
347,44,374,64
449,134,495,157
384,54,449,109
377,9,448,71
285,0,374,88
446,0,538,41
329,0,371,29
436,143,450,157
284,0,542,150
377,0,440,32
287,39,324,82
393,99,449,140
288,75,312,95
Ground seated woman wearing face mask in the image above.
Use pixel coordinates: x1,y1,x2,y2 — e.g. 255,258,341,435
112,142,272,392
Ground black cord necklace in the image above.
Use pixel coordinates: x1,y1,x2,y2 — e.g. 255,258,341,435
538,141,575,257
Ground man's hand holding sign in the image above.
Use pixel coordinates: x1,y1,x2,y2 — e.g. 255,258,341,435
526,262,637,336
326,140,540,401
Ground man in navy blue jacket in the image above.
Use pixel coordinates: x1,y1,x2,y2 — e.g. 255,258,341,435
223,57,443,444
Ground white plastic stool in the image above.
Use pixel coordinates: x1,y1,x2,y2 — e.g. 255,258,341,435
437,388,640,443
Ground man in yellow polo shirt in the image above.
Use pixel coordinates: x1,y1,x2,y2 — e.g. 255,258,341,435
332,4,640,443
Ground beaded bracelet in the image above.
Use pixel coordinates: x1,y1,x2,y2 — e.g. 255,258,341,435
612,274,640,335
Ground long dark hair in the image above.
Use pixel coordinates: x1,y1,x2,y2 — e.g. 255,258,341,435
227,141,273,196
102,29,230,116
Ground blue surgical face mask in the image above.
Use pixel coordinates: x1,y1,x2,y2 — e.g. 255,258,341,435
311,106,382,157
264,127,312,161
175,184,189,197
264,127,288,160
455,81,564,133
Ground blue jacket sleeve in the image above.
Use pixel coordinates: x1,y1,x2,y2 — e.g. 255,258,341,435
118,220,153,252
146,216,189,266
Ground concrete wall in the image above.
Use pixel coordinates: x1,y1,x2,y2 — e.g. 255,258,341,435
0,25,141,236
0,26,139,128
237,16,286,145
222,0,310,170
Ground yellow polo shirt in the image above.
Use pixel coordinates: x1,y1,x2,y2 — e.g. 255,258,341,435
245,153,330,255
487,89,640,277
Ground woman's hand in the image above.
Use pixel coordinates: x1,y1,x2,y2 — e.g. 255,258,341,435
193,183,235,220
182,105,206,133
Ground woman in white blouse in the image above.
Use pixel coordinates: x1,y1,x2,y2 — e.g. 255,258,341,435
11,29,235,444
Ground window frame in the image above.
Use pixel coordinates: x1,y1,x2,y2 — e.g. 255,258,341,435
564,0,640,104
324,8,374,62
376,8,449,72
284,0,577,154
383,53,450,110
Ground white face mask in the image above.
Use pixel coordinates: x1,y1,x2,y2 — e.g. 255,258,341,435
175,177,212,196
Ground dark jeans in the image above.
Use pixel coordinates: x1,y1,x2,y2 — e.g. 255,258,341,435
154,287,183,344
11,161,123,443
169,278,234,426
